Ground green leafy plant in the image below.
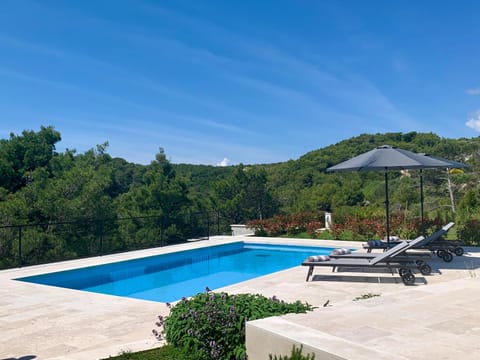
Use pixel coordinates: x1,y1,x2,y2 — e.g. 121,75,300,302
457,219,480,246
353,293,380,301
154,289,314,360
269,345,315,360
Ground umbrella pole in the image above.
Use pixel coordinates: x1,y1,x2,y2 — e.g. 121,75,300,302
385,171,390,247
420,170,425,236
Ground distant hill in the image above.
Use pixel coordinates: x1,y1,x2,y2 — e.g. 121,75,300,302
174,131,480,216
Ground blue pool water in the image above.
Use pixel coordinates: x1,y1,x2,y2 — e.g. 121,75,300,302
16,242,334,302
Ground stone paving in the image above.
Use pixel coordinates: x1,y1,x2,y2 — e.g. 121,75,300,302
0,236,479,359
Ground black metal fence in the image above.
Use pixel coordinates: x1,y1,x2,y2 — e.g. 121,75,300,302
0,211,232,270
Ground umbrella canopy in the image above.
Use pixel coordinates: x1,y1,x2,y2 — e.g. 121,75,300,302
327,145,467,245
327,145,458,172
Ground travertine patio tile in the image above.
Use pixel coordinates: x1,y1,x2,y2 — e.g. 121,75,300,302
1,236,479,359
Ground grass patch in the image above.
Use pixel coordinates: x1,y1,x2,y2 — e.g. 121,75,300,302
103,345,193,360
280,232,315,239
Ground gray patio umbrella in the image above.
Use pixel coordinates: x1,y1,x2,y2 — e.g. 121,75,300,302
326,145,467,246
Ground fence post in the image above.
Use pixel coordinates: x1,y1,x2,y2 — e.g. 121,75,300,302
18,226,22,267
207,212,210,239
99,219,104,255
160,215,164,247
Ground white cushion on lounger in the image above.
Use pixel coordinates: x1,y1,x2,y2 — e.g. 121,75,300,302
330,248,351,255
306,255,330,262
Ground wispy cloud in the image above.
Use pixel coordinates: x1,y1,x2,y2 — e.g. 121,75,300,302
24,2,415,137
26,109,280,164
466,111,480,131
0,66,152,109
0,65,257,139
240,45,419,131
466,88,480,95
1,1,435,164
113,5,423,140
0,34,115,70
1,29,272,137
175,114,253,135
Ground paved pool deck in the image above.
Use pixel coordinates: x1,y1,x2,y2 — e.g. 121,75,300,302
0,236,479,360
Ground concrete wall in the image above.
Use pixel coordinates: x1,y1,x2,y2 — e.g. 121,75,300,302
230,224,254,236
246,317,346,360
246,315,399,360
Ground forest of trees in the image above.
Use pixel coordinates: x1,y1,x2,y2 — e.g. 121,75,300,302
1,126,480,268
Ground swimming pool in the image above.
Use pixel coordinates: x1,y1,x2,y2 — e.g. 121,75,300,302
16,242,334,302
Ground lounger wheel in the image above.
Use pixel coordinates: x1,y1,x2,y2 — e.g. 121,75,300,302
415,259,426,266
453,246,464,256
399,268,409,277
401,271,415,285
442,251,454,262
418,263,432,275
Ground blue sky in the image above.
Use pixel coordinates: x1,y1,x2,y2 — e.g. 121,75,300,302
1,0,480,165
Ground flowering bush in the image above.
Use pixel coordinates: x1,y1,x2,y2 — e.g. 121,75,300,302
247,211,448,241
247,212,324,237
306,221,324,237
153,289,314,360
330,213,449,240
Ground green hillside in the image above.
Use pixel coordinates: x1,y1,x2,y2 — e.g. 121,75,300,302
1,127,479,268
175,131,479,220
260,132,479,217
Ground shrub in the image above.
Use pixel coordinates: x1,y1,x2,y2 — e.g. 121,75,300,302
247,212,324,237
247,211,449,242
305,221,324,237
154,289,314,360
457,219,480,246
269,345,315,360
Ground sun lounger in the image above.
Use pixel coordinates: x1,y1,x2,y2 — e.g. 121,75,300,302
432,239,465,257
420,231,465,258
302,237,427,285
328,236,432,275
362,222,458,262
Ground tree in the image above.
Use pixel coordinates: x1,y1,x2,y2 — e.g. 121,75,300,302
457,189,479,221
212,165,278,223
116,148,191,243
242,167,278,220
0,126,61,192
